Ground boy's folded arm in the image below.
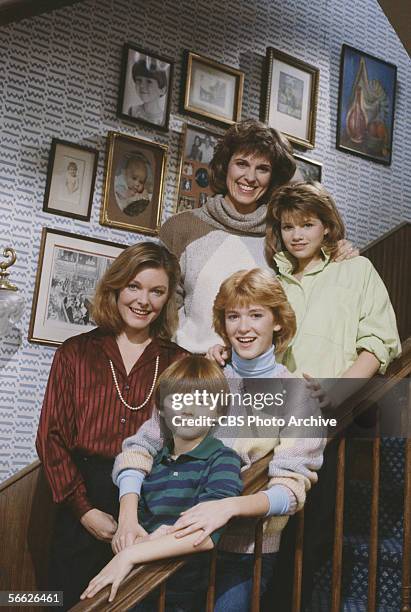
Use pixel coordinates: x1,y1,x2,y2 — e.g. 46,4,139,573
112,409,164,485
81,530,213,602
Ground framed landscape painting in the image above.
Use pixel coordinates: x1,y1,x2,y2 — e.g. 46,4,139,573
337,45,397,165
183,51,244,126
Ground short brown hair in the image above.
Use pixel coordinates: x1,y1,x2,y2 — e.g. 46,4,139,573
155,355,230,417
213,268,296,355
265,182,346,265
91,241,180,340
209,119,296,206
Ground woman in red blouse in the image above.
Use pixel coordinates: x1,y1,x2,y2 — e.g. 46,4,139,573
36,241,187,610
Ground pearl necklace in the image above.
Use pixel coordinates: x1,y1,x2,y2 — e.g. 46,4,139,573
109,356,160,411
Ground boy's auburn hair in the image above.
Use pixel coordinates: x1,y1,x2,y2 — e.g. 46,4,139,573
154,355,230,417
265,181,346,264
213,268,296,355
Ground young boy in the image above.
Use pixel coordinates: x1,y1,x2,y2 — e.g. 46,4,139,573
80,355,243,609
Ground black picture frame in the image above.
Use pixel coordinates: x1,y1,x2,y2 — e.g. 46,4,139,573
43,139,98,221
117,43,174,131
336,44,397,165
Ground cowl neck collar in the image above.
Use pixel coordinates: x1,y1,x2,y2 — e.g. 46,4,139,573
194,194,267,236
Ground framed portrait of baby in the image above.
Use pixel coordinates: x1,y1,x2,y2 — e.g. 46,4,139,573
100,131,167,235
117,43,174,131
43,139,99,221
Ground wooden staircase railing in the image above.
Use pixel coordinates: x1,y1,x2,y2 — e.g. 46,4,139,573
1,221,410,611
68,338,411,612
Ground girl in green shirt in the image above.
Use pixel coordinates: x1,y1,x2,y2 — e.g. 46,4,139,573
265,181,401,381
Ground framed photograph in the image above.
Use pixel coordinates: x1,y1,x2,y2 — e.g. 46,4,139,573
263,48,319,149
336,45,397,165
101,132,167,235
28,228,125,346
175,124,221,213
43,139,98,221
183,51,244,126
293,153,322,183
117,43,174,131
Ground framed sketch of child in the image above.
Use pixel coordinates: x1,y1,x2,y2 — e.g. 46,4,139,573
262,48,319,149
100,131,167,235
43,139,99,221
117,43,174,131
293,154,322,183
28,228,125,346
175,124,221,213
182,51,244,126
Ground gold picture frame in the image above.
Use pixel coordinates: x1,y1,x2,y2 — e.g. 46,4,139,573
183,51,244,126
262,48,319,149
100,131,167,235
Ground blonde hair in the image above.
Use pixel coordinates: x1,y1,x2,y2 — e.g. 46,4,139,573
213,268,296,354
265,182,346,265
154,355,230,418
91,242,180,340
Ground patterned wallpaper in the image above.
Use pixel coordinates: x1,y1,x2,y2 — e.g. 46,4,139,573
0,0,410,481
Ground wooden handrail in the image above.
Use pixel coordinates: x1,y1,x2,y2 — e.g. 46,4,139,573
70,338,411,611
69,453,272,611
359,221,410,254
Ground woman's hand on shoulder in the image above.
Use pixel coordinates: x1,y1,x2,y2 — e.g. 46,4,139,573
112,518,148,554
80,548,134,602
171,499,235,546
334,239,359,262
80,508,118,542
206,344,230,366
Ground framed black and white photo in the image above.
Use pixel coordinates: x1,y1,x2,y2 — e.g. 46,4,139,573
175,124,221,213
101,131,167,235
293,154,322,182
262,48,319,149
183,51,244,126
43,139,98,221
118,43,174,131
28,228,125,346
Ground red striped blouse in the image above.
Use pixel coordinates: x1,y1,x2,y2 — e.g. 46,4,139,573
36,328,187,519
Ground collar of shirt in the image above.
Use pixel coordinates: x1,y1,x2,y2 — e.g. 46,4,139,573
274,249,331,279
91,329,171,378
157,434,222,464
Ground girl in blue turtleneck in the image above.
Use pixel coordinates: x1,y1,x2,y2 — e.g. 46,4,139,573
111,268,324,612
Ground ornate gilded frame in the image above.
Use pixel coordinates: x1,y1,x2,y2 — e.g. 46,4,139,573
100,131,167,235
